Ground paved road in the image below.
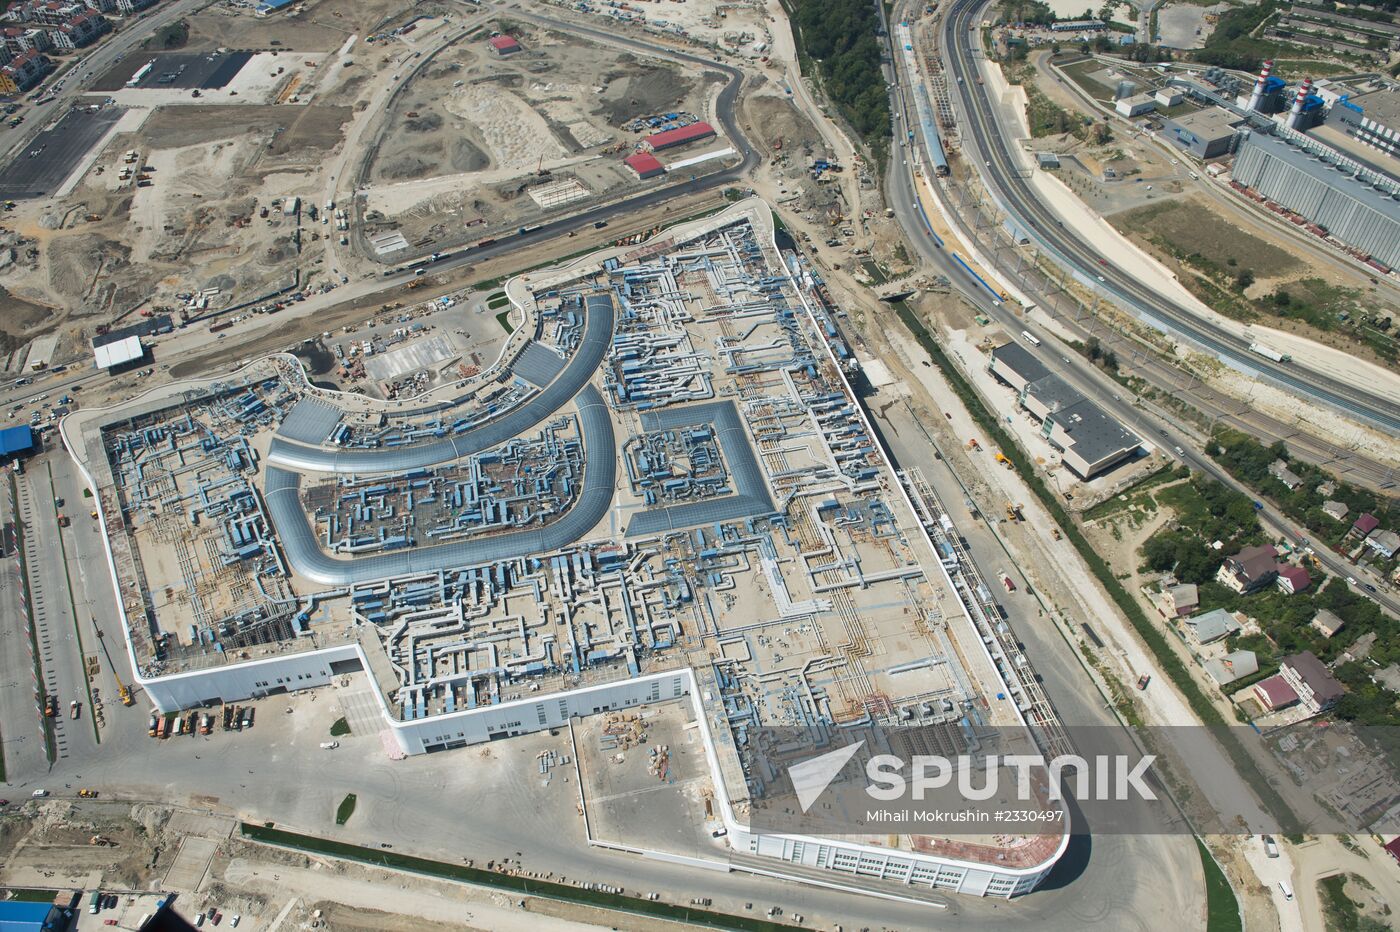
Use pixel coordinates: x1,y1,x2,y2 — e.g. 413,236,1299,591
0,473,48,782
12,465,98,766
940,0,1397,434
870,399,1204,927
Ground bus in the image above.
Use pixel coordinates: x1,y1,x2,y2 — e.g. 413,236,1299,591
1021,330,1041,347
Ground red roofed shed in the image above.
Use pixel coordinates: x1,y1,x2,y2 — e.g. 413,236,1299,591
645,121,716,151
624,152,665,179
490,35,521,54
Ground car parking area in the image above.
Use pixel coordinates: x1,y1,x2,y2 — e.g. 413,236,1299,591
92,50,254,91
0,105,124,199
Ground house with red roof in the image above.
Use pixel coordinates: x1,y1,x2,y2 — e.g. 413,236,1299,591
1276,564,1311,595
1351,512,1380,539
1252,675,1298,712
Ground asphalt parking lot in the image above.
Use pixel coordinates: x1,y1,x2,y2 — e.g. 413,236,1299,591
0,104,123,201
92,50,253,91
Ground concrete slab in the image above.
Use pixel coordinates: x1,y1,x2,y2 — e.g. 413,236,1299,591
363,334,456,383
164,834,218,890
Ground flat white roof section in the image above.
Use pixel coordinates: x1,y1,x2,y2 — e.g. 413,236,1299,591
93,334,143,370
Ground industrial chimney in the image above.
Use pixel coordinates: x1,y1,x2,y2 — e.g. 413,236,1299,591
1287,78,1313,129
1247,59,1274,113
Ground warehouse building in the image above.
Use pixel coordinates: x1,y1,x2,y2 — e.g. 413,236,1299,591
1231,129,1400,269
1162,107,1244,160
92,317,173,372
0,424,34,461
0,901,66,932
988,343,1140,479
1115,93,1157,118
645,121,715,151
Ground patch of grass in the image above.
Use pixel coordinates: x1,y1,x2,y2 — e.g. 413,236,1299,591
1007,64,1092,139
335,793,357,825
486,294,511,311
1319,873,1390,932
1262,279,1395,364
1059,59,1116,102
1082,465,1184,522
495,311,515,334
2,888,59,902
241,822,803,930
329,717,350,738
1198,839,1243,932
1115,199,1294,281
145,19,188,50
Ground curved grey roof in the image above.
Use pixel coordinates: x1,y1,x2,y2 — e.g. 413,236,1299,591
277,397,344,444
264,385,618,586
625,400,776,538
267,294,616,475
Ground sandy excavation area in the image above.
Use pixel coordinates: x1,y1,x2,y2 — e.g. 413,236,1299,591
359,20,726,253
0,0,421,372
544,0,780,58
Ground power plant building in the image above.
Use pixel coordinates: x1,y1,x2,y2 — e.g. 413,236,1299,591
1324,89,1400,166
1231,130,1400,269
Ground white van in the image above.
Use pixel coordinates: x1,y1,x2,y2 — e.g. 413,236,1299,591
320,741,339,750
1278,880,1294,901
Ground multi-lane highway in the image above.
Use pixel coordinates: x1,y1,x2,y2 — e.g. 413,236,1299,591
940,0,1399,435
883,13,1398,494
882,0,1397,614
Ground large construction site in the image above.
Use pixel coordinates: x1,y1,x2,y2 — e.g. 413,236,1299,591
0,0,746,372
61,199,1067,897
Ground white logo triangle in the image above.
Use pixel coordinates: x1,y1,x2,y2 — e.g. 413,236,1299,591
789,740,865,813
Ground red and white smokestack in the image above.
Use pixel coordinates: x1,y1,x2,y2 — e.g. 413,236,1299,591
1287,78,1313,128
1247,59,1274,112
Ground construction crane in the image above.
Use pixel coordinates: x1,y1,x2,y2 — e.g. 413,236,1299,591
93,620,135,705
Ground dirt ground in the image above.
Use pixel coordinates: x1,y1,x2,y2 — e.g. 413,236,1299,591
182,0,407,54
